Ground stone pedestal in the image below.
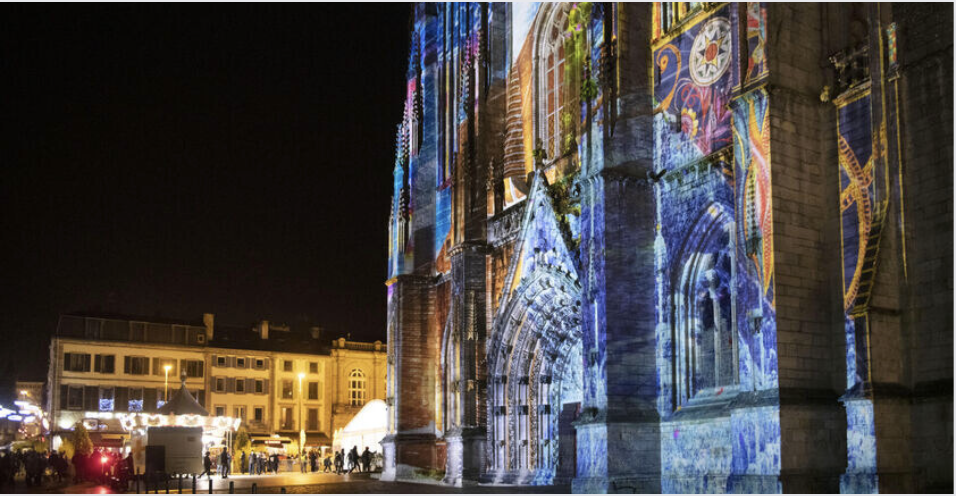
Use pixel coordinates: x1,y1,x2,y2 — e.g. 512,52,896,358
381,432,441,482
443,427,487,486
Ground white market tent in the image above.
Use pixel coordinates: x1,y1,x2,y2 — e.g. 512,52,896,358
332,399,387,454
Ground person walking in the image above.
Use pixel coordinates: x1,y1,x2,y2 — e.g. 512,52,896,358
323,455,331,473
248,452,256,475
199,452,213,480
240,451,247,475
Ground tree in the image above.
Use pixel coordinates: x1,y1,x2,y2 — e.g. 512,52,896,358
233,427,251,471
70,422,93,456
59,438,75,459
286,440,300,458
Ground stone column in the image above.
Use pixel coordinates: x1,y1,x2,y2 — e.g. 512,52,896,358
382,275,440,482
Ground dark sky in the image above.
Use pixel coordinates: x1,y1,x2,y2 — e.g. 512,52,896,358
0,4,411,382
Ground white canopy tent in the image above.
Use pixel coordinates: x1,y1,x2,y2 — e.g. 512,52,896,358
332,399,387,455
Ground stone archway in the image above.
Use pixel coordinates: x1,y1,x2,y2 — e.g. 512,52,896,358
486,267,583,485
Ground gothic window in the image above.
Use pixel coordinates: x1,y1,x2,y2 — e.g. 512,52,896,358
674,222,739,406
538,7,571,160
655,2,704,37
348,369,367,406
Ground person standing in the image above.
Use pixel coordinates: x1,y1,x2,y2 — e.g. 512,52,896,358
219,449,230,479
361,447,371,473
240,451,247,475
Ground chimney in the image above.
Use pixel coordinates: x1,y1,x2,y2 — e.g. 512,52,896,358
259,320,269,340
203,313,215,341
310,327,321,340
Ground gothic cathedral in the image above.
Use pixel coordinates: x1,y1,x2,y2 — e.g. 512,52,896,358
383,3,952,493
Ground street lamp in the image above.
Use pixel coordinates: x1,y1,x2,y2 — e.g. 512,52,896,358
164,364,172,403
298,372,305,458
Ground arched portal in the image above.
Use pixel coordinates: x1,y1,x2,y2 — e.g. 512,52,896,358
487,267,583,485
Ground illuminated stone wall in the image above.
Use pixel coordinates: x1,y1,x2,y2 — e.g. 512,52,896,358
384,2,952,493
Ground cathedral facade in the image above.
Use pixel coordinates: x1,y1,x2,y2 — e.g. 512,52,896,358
383,3,952,493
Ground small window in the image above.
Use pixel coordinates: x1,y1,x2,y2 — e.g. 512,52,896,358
237,357,246,368
125,356,149,375
283,360,293,372
282,380,294,399
67,386,84,410
307,408,318,431
236,380,245,393
216,378,225,392
309,362,318,374
254,407,264,422
215,406,225,417
128,388,143,412
217,356,226,367
281,407,293,430
234,406,246,423
255,380,264,394
94,355,115,374
308,382,319,400
255,358,264,369
64,353,91,372
99,388,114,412
184,360,204,378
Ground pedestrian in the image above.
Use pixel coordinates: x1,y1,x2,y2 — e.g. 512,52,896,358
240,451,247,475
361,447,371,473
323,455,331,473
200,451,213,479
348,446,359,474
219,450,230,479
299,452,306,473
257,454,265,475
334,451,342,475
309,450,317,473
248,452,256,475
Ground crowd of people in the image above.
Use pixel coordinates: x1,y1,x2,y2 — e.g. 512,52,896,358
0,444,380,489
327,446,374,474
0,447,133,489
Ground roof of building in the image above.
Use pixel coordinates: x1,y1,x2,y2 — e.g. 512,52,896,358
208,325,330,355
157,371,209,416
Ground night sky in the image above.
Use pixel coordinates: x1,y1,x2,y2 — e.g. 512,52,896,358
0,4,412,383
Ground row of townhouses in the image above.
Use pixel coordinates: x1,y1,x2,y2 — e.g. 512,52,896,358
47,312,385,452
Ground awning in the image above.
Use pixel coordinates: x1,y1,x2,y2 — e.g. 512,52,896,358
90,433,127,448
304,433,331,447
251,436,292,446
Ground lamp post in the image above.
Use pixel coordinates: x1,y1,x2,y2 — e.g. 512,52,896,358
164,364,172,403
298,372,305,457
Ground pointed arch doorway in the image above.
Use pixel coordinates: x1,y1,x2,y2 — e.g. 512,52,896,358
487,266,583,485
